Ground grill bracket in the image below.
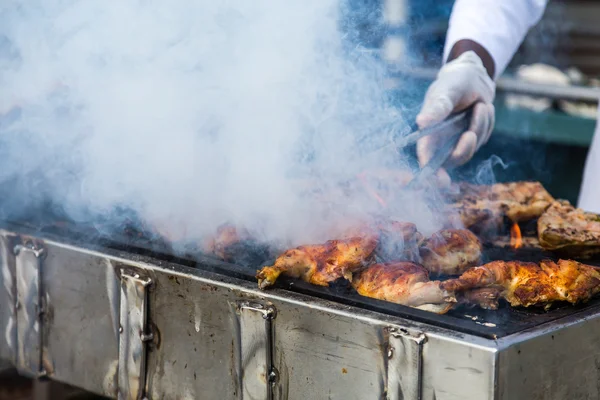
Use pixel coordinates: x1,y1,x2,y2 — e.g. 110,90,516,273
0,232,17,367
385,327,426,400
235,301,278,400
118,270,152,400
14,239,46,378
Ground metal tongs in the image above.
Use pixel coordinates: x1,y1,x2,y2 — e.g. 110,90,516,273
404,106,474,189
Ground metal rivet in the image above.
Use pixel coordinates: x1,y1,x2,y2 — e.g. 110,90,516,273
388,347,394,359
268,369,279,384
119,325,123,334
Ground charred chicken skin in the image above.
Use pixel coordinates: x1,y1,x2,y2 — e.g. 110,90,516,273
446,181,554,230
352,262,455,314
256,221,419,289
419,229,482,276
538,200,600,258
441,259,600,309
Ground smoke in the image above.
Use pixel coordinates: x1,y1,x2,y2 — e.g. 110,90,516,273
473,155,509,186
0,0,444,250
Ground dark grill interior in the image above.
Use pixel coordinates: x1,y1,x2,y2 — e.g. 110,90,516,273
4,203,600,340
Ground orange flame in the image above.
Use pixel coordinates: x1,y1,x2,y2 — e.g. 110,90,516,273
357,172,387,208
510,222,523,249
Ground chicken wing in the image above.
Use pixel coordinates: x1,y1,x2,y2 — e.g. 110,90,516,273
441,259,600,309
352,262,455,313
419,229,482,276
538,200,600,258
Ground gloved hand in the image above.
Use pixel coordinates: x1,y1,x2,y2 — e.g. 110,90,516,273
416,51,496,183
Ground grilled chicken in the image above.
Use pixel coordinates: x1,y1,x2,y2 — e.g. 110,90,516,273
376,220,424,262
419,229,482,276
256,221,420,289
202,224,250,260
256,233,378,289
446,181,554,230
352,262,455,314
538,200,600,258
441,259,600,309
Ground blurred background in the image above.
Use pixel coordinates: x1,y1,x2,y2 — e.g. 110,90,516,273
346,0,600,205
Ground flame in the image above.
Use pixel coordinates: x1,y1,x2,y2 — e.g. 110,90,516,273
357,172,387,208
510,222,523,249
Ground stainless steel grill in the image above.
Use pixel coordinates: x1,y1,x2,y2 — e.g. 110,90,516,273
1,217,600,400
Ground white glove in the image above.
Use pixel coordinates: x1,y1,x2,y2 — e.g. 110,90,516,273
416,51,496,179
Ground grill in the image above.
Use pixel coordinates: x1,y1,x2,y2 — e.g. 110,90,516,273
2,203,600,400
13,206,600,340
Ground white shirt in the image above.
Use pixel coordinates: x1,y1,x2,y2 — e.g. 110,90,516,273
444,0,600,213
443,0,548,79
577,108,600,213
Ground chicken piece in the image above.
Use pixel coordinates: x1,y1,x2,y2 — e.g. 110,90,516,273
490,181,555,221
446,204,503,233
446,181,554,230
256,233,378,289
256,220,424,289
376,220,423,262
441,259,600,309
200,224,254,260
419,229,482,276
352,262,455,314
538,200,600,258
378,220,421,240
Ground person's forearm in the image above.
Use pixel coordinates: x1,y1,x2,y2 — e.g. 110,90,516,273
447,39,495,79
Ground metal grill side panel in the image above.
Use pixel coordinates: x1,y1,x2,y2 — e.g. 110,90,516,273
497,313,600,400
42,243,121,398
272,303,385,400
144,271,239,400
421,334,496,400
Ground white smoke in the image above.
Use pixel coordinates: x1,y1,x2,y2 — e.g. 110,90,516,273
0,0,444,249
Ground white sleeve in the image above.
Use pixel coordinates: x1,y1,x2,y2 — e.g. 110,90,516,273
443,0,548,79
